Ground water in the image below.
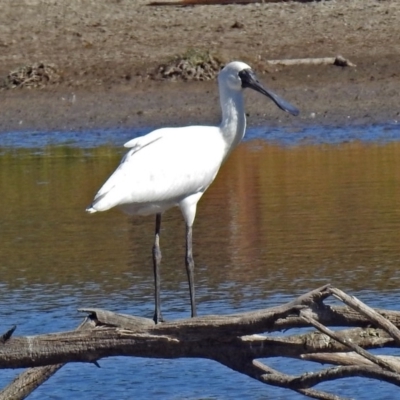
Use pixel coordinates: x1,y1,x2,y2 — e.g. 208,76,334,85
1,124,400,399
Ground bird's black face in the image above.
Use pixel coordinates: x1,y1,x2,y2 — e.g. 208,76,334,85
238,69,299,116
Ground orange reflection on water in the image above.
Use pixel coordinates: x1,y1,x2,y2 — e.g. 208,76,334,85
1,141,400,299
200,140,400,292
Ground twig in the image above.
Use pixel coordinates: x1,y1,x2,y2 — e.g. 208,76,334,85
260,362,400,390
300,309,400,373
329,287,400,345
0,326,16,344
302,352,400,369
252,360,348,400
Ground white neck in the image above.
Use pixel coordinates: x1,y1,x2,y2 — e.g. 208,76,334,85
219,86,247,160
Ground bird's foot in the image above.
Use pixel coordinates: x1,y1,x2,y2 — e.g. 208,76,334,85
153,313,165,324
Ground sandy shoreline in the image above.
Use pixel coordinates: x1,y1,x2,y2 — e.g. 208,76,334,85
0,0,399,133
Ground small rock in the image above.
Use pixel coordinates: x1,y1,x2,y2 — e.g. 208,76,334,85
231,21,244,29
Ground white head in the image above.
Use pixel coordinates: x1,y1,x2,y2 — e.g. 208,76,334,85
218,61,252,92
218,61,299,116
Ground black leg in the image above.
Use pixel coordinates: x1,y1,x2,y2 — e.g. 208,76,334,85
185,224,197,317
152,213,163,324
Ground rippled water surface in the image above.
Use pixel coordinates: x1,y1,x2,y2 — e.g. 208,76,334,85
1,124,400,399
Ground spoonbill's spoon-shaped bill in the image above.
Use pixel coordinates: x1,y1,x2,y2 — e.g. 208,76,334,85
86,61,299,324
238,69,299,116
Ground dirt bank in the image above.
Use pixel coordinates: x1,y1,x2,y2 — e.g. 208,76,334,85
0,0,399,133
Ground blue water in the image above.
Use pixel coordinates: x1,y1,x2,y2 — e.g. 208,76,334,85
0,122,399,149
3,285,400,400
1,123,400,399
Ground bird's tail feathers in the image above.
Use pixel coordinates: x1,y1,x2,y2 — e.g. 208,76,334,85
85,191,116,213
86,205,97,214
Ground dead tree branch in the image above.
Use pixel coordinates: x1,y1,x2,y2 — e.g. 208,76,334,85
148,0,319,6
0,326,16,344
267,55,356,67
300,309,400,373
0,318,95,400
329,287,400,344
1,285,400,399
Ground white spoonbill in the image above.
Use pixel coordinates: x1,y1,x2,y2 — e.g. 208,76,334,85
86,61,299,323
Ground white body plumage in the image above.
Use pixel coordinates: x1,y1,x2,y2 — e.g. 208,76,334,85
87,126,226,226
86,61,299,323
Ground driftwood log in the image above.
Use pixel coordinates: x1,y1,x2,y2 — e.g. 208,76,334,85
267,55,356,67
1,285,400,399
148,0,320,6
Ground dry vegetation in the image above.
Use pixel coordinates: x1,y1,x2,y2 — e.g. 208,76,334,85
1,63,62,89
155,50,224,80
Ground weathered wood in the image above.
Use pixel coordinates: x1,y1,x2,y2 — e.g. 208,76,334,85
0,365,64,400
79,308,155,329
300,309,400,373
258,362,400,390
2,286,400,400
215,357,348,400
267,55,356,67
252,360,350,400
0,318,95,400
330,287,400,345
302,352,400,369
148,0,318,6
84,302,306,338
1,325,396,370
0,326,16,344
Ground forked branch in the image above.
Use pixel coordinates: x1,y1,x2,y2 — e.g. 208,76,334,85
1,285,400,400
